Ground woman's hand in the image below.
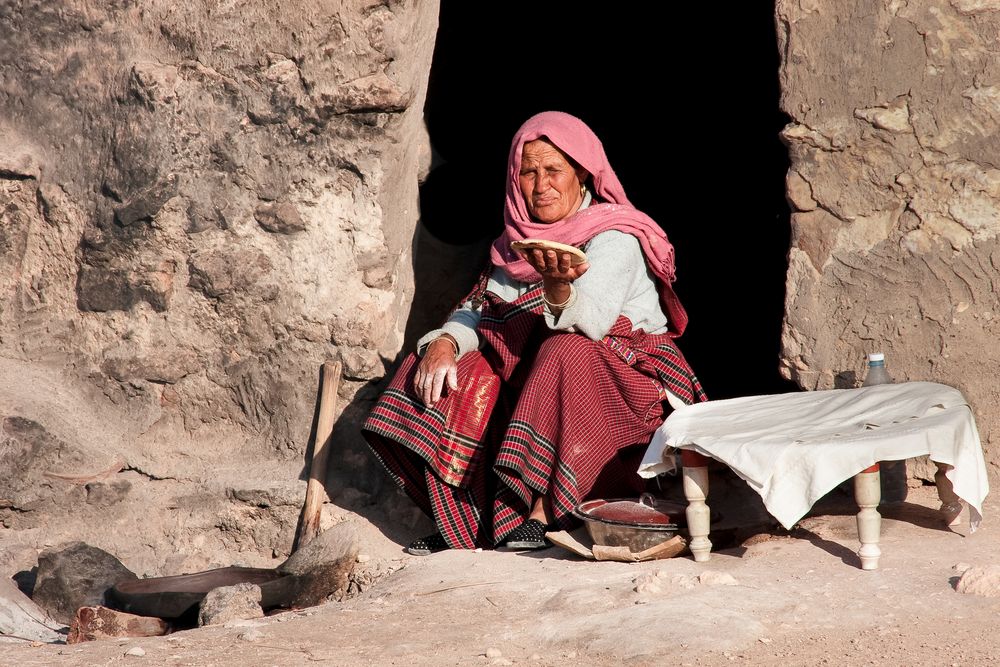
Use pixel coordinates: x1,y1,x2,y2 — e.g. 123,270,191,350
525,249,590,307
414,336,459,406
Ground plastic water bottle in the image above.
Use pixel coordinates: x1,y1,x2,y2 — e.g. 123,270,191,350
861,353,905,501
862,353,892,386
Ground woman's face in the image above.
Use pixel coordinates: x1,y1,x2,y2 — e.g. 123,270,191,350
518,139,587,224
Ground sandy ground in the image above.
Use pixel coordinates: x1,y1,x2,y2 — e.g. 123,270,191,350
3,482,1000,667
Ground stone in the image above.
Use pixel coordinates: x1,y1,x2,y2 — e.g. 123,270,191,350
113,174,179,226
32,542,138,625
67,606,169,644
237,628,264,642
632,574,664,595
278,523,360,607
198,583,264,627
699,571,738,587
253,202,306,234
0,576,66,643
186,248,274,299
0,142,42,180
84,479,132,506
955,566,1000,597
76,262,175,313
485,647,502,658
127,62,179,109
124,646,146,657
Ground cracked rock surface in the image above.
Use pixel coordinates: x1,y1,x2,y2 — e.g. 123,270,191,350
0,0,439,574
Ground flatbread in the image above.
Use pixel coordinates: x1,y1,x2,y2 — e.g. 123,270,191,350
510,239,588,265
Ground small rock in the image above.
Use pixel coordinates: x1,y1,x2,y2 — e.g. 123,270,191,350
670,574,698,589
114,174,179,226
759,637,773,644
699,570,738,586
85,479,133,506
237,628,264,642
198,583,264,626
0,575,66,643
529,654,542,661
124,646,146,657
956,565,1000,597
485,647,502,658
633,573,663,595
32,542,138,624
356,554,371,564
254,201,306,234
68,606,169,644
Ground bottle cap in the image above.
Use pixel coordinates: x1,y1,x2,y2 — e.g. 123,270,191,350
867,353,885,362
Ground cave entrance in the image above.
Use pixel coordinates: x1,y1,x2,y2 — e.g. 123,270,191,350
415,2,796,399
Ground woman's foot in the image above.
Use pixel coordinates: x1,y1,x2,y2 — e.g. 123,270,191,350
502,518,552,550
406,532,449,556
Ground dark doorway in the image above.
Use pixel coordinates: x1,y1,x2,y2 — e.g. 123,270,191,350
416,2,797,399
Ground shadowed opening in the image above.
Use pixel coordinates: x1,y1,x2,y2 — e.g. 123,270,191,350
414,2,796,399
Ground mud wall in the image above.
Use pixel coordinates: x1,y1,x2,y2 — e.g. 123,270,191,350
777,0,1000,471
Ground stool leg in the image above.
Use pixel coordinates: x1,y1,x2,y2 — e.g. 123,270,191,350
681,450,712,563
934,462,963,527
854,464,882,570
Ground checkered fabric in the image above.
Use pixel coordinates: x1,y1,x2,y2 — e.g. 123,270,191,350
363,285,705,549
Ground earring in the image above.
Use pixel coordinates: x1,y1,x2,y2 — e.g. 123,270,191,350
580,183,587,197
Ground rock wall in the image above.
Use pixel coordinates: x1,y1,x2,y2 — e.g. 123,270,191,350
777,0,1000,471
0,0,438,574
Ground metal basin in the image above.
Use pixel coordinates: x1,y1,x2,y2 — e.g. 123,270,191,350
573,495,686,553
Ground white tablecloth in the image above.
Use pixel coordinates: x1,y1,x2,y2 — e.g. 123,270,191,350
639,382,989,530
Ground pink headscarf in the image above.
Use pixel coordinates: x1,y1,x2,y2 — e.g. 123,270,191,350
490,111,689,336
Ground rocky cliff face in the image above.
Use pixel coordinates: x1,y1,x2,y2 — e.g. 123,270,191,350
777,0,1000,470
0,0,438,573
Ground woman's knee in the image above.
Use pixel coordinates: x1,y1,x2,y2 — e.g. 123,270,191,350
534,333,602,367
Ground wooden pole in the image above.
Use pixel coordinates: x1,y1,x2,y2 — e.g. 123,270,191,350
295,360,342,550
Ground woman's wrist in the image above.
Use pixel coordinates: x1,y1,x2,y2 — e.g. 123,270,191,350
542,282,575,310
430,334,459,357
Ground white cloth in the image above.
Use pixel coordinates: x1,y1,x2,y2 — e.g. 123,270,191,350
639,382,989,530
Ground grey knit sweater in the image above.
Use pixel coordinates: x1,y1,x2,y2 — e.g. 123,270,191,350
417,228,668,359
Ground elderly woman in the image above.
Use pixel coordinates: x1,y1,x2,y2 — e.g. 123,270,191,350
363,111,705,555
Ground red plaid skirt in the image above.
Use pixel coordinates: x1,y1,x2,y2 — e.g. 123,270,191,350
363,286,705,549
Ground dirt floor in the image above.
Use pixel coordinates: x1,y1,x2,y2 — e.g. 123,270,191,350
3,478,1000,667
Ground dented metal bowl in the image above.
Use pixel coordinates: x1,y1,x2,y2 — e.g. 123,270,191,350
573,495,685,553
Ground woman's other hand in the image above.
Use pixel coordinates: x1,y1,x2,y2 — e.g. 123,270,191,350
525,249,589,307
415,336,459,406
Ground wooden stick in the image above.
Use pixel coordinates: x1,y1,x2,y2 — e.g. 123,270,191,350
295,361,342,550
